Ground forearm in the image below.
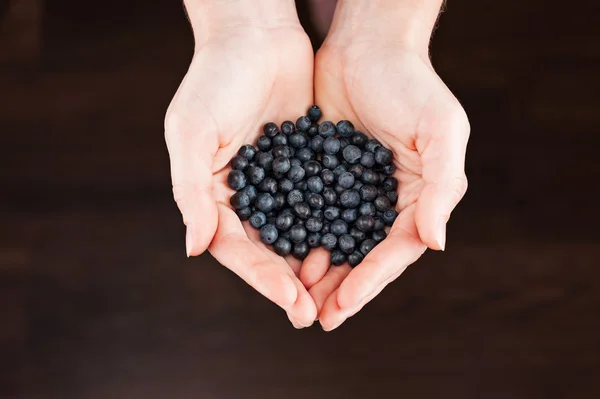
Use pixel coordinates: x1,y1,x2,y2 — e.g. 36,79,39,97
326,0,445,53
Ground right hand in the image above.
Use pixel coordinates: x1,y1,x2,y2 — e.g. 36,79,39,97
164,4,317,327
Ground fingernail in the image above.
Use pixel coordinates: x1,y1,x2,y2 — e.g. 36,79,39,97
322,320,343,332
436,217,446,251
185,225,193,257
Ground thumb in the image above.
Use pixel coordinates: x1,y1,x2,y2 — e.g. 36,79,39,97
415,107,470,251
165,112,219,257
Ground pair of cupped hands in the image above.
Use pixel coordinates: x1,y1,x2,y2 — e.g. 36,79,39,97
164,4,469,331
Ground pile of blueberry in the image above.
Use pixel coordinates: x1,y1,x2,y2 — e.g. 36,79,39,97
227,105,399,267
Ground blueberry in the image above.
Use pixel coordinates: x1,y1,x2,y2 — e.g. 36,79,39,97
359,239,377,256
373,218,385,231
334,184,346,196
365,139,382,153
323,137,341,155
318,121,337,138
257,177,276,194
330,250,347,266
263,122,279,138
342,145,362,164
307,176,324,194
322,154,340,169
321,233,338,251
307,124,319,138
338,234,356,254
294,202,311,220
382,163,396,175
236,207,252,221
360,185,378,202
295,147,315,162
342,208,358,223
339,137,350,149
338,172,355,189
351,131,369,147
324,206,341,221
372,230,387,243
238,145,257,161
292,241,310,260
289,224,307,243
360,152,376,168
241,185,258,203
321,169,335,186
330,219,348,236
230,191,250,209
374,196,391,212
386,190,398,205
272,156,291,175
361,169,380,185
306,217,323,233
287,165,305,183
303,160,321,177
307,105,322,122
307,232,322,248
274,237,292,256
333,164,348,178
321,223,331,235
295,116,311,132
310,136,325,152
323,188,337,205
359,202,376,217
336,120,355,137
272,145,292,158
249,211,267,229
281,121,295,135
382,177,398,192
306,192,325,209
382,209,399,226
350,227,366,243
348,251,364,267
312,208,324,219
278,178,294,193
272,134,288,147
375,147,393,165
290,158,302,168
227,170,247,190
356,215,375,232
257,135,272,151
353,181,364,191
287,189,304,207
294,181,307,191
231,155,249,171
348,164,364,179
289,133,307,148
340,189,361,208
256,152,274,171
379,173,387,185
275,212,294,231
255,193,275,213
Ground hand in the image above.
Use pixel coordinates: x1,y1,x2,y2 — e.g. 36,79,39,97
164,1,317,327
308,4,470,330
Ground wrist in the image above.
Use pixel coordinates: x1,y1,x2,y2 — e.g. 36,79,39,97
324,0,444,56
184,0,301,42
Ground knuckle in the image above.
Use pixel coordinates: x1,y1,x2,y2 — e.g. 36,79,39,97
452,175,469,202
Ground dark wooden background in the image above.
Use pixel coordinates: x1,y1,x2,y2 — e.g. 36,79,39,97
2,0,599,397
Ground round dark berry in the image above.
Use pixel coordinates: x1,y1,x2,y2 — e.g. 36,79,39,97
278,178,294,193
340,189,361,208
333,164,348,178
271,192,284,210
382,177,398,192
290,158,302,168
321,169,335,186
294,180,308,191
292,241,310,260
339,137,350,149
323,137,341,155
275,212,294,232
241,185,258,203
231,155,249,171
256,152,274,171
238,145,257,161
365,139,382,153
321,233,338,251
382,209,399,226
334,184,346,196
272,134,288,147
360,185,378,202
289,133,307,149
287,165,305,183
342,145,362,164
361,169,380,185
236,207,252,221
272,156,291,175
249,211,267,229
350,227,366,243
256,177,276,194
230,191,250,210
342,208,358,223
304,160,322,177
296,116,312,132
374,196,391,212
307,232,322,248
306,192,325,209
359,202,376,217
294,202,311,220
259,224,278,245
322,154,340,169
274,237,292,256
348,164,364,179
360,152,376,168
263,122,279,137
375,147,393,165
307,105,322,122
372,230,387,243
318,121,336,138
351,131,369,147
330,219,348,236
287,189,304,207
321,223,330,235
323,188,337,205
307,176,324,194
272,145,292,158
227,170,246,190
295,147,315,162
307,124,319,138
289,224,307,243
306,217,323,233
348,251,364,267
382,163,396,175
359,239,377,256
353,182,365,193
336,120,355,137
324,206,341,221
310,136,324,152
330,250,347,266
338,172,355,189
257,135,272,151
386,190,398,205
338,234,356,254
256,193,275,213
281,121,295,135
355,215,375,232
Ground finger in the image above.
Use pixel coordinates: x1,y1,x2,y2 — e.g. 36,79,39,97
335,205,426,311
415,107,470,250
299,247,331,289
308,264,351,317
165,112,219,257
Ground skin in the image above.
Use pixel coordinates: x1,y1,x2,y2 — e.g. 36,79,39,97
166,0,469,331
